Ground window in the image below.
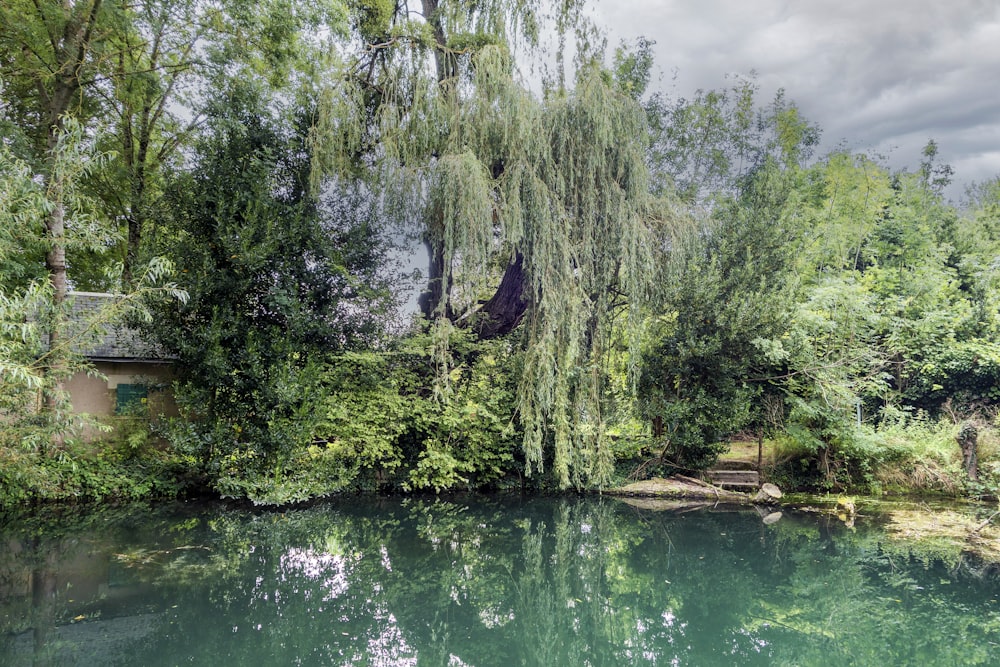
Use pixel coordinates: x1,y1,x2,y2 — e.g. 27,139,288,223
115,383,148,414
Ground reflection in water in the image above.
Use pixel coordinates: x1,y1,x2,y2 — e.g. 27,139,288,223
29,542,57,667
1,497,999,666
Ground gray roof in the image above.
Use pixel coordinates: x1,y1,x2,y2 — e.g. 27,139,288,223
66,292,173,362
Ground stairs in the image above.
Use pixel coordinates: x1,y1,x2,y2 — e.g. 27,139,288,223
705,459,760,489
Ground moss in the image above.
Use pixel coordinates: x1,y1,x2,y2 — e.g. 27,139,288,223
882,504,1000,565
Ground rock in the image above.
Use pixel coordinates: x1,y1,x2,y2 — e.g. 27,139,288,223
753,483,782,504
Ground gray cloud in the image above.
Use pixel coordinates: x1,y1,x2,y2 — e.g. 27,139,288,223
592,0,1000,198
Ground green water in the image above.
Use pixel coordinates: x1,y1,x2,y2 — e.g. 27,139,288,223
1,496,998,666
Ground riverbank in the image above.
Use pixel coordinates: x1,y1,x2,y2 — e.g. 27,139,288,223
3,415,999,509
603,475,1000,567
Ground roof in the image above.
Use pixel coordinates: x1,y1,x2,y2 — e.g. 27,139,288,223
65,291,173,362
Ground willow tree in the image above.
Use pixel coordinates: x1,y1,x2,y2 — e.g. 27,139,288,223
315,1,661,487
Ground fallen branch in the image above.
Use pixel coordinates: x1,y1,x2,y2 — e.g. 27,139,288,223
972,510,1000,535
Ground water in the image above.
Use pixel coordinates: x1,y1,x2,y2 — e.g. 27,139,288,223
2,496,998,666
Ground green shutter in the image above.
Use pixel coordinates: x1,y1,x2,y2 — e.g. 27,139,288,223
115,383,148,414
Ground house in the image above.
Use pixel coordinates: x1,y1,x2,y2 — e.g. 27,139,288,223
63,292,177,424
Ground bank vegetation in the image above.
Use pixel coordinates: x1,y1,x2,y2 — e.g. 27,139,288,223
2,0,999,506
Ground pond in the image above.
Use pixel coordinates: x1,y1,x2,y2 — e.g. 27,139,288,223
2,495,999,666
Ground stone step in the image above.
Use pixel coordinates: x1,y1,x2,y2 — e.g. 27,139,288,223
711,459,758,471
704,469,760,488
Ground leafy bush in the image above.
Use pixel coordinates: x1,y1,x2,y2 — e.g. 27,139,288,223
904,340,1000,414
316,330,519,494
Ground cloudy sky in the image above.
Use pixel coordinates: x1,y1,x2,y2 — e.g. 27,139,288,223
589,0,1000,200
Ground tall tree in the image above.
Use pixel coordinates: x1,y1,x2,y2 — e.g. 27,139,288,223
96,0,347,285
148,81,394,497
0,0,112,431
645,76,820,206
1,0,345,289
313,2,660,487
634,83,820,471
1,0,347,444
93,0,205,286
639,161,798,470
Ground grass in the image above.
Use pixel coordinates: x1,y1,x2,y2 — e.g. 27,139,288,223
751,416,1000,497
716,436,769,465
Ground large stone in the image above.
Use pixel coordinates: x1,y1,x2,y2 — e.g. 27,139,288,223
753,483,782,504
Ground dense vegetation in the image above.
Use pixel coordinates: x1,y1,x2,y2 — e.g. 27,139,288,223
2,0,999,505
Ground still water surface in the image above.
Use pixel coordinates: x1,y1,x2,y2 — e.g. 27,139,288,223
2,496,999,666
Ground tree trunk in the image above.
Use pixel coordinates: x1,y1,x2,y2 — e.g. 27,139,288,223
42,195,68,438
818,445,832,486
421,0,456,82
753,483,782,504
958,422,979,482
475,252,528,338
122,109,149,287
122,76,155,286
37,0,105,451
417,234,451,320
42,129,70,453
415,0,460,323
411,0,531,340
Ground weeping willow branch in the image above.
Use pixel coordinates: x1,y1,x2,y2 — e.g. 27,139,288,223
313,3,665,488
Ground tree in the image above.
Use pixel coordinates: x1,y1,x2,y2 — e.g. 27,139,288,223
90,0,209,286
94,0,347,285
0,0,113,433
645,76,820,206
639,161,798,470
147,81,394,498
1,129,184,501
1,0,346,289
635,84,818,471
1,0,347,448
313,1,660,487
770,144,998,485
791,146,981,418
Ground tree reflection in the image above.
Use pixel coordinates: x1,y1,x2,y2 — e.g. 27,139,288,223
3,498,1000,666
0,530,83,667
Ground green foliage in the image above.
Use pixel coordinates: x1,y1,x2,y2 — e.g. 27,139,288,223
315,10,660,488
904,339,1000,412
348,0,394,42
0,433,191,507
0,0,110,150
315,329,520,495
613,37,655,100
3,0,1000,505
645,77,820,204
179,327,523,504
0,114,185,497
758,141,1000,484
640,161,798,471
145,81,394,502
0,140,47,288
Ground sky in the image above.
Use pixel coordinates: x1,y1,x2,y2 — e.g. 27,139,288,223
589,0,1000,201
